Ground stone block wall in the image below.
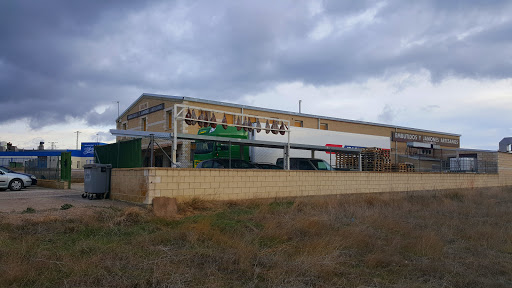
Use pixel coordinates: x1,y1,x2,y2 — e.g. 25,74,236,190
109,153,512,204
38,179,67,189
111,167,507,205
499,152,512,186
110,168,148,203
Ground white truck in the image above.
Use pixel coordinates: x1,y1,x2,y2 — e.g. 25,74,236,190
248,126,390,165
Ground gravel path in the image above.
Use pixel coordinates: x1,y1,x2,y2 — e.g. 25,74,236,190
0,183,132,213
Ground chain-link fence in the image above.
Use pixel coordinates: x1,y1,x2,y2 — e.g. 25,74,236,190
0,157,34,168
388,148,498,174
114,132,498,174
25,156,61,180
137,135,194,168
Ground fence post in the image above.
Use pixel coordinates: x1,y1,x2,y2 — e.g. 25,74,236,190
172,106,178,168
229,140,232,169
329,148,332,169
60,152,71,189
150,134,154,167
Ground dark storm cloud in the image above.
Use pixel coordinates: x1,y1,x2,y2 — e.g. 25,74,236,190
1,0,511,129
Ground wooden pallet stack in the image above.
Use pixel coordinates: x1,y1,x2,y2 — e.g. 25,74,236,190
360,148,391,172
335,149,415,172
335,153,360,170
392,163,415,172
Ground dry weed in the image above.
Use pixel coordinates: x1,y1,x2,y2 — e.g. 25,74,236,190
178,197,212,213
112,207,148,225
1,187,512,287
404,231,444,258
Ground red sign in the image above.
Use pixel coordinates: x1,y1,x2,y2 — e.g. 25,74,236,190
325,144,343,154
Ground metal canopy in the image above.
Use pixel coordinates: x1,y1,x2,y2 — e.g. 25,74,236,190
110,129,172,139
110,129,361,154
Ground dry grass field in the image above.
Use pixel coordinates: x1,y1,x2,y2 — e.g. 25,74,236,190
1,187,511,287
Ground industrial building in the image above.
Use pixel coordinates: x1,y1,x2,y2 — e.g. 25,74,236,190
0,142,103,169
116,93,461,165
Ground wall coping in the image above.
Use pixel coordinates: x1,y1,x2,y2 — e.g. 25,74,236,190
112,167,498,175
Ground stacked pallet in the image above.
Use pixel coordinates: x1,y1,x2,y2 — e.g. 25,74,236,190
393,163,415,172
360,148,391,172
335,153,359,170
388,163,415,172
335,149,415,172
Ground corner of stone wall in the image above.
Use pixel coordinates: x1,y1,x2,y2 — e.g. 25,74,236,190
110,168,150,204
498,152,512,186
38,179,67,189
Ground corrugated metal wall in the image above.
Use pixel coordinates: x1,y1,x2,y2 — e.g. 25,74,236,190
95,139,142,168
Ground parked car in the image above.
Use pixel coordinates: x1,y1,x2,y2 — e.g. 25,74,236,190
0,166,37,185
196,159,258,169
276,158,335,171
0,169,33,191
252,163,283,169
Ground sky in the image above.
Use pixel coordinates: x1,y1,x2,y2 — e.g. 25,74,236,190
1,0,511,150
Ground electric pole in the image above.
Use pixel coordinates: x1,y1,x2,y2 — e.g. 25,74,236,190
50,142,58,150
114,101,120,122
75,131,81,150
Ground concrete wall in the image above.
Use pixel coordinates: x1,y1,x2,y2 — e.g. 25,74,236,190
110,153,512,204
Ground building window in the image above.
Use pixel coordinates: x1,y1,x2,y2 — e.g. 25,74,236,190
226,114,234,125
122,123,127,130
420,149,432,155
142,118,147,131
294,120,303,127
167,110,173,129
320,123,328,130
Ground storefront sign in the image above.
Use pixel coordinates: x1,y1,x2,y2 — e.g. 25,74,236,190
81,142,104,157
127,103,165,120
391,132,459,147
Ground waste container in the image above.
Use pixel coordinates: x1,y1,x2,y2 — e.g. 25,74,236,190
82,164,112,200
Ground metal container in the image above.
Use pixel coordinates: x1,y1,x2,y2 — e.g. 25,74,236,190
83,164,112,200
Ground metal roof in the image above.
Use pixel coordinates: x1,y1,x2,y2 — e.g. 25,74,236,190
499,137,512,152
0,150,83,157
110,129,361,154
118,93,461,137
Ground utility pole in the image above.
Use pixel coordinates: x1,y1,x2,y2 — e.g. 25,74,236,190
96,133,99,144
75,131,81,150
50,142,58,150
114,101,120,122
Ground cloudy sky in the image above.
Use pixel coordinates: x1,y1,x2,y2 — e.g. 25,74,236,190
1,0,511,150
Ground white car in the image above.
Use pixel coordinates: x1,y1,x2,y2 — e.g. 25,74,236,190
0,170,32,191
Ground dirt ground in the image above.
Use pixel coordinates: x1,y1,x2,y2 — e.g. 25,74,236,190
0,183,136,224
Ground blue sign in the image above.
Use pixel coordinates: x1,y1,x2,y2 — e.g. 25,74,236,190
344,145,366,149
81,142,105,157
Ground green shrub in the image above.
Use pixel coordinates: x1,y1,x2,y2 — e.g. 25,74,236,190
22,207,36,214
60,204,73,210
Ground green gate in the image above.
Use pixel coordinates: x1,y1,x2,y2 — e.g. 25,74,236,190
61,152,72,188
94,139,142,168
